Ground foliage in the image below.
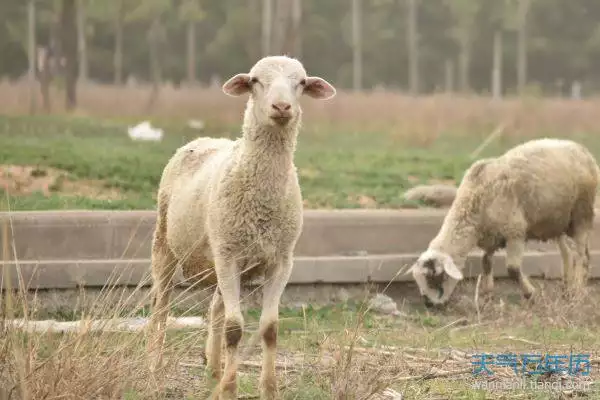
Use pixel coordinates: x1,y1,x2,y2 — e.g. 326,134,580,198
2,0,600,93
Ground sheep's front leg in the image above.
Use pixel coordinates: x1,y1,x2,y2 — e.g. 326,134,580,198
505,239,535,300
212,256,243,400
258,255,294,400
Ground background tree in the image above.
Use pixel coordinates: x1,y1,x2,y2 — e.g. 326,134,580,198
445,0,482,93
406,0,419,95
60,0,78,110
76,0,88,83
3,0,600,96
178,0,204,85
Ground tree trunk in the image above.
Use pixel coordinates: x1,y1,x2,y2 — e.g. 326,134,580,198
272,0,283,53
272,0,298,55
261,0,272,56
113,0,124,85
352,0,362,91
407,0,419,95
39,48,52,113
146,18,163,111
444,59,454,93
76,0,88,83
273,0,291,54
28,0,37,114
491,29,502,100
60,0,78,111
291,0,302,57
39,17,60,113
516,0,530,95
458,33,470,92
186,20,196,85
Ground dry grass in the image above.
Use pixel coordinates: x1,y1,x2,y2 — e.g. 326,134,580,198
1,243,600,400
3,80,600,145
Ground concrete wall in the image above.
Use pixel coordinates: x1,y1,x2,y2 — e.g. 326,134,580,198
1,209,600,290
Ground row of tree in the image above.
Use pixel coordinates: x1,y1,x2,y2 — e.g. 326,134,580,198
2,0,600,112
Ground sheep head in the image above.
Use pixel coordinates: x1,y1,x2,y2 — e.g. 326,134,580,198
407,249,464,307
222,55,336,129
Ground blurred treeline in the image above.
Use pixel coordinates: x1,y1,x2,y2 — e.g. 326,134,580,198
2,0,600,98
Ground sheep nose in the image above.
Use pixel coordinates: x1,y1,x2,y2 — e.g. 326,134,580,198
271,102,291,112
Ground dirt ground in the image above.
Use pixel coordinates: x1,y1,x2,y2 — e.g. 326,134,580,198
0,164,123,200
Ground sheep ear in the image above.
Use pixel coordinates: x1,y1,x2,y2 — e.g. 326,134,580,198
303,77,336,100
223,73,252,97
443,259,463,280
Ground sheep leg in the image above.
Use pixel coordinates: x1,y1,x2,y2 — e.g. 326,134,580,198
213,257,243,400
258,256,294,400
481,250,495,295
505,239,535,300
557,234,575,291
570,227,591,291
205,288,225,380
147,240,177,375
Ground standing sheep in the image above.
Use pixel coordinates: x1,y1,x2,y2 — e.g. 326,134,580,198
146,55,336,399
407,138,599,307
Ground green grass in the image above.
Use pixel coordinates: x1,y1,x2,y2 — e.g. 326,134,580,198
5,113,589,211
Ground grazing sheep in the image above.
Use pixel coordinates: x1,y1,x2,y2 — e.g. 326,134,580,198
407,138,599,307
146,55,336,399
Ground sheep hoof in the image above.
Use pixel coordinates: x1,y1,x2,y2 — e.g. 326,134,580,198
260,384,279,400
422,295,447,311
422,295,434,308
507,268,520,282
480,291,494,305
205,365,221,381
522,292,535,304
560,282,573,293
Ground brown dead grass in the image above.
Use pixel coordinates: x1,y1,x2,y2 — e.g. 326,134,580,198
2,276,600,399
3,80,600,143
0,164,123,201
148,279,600,399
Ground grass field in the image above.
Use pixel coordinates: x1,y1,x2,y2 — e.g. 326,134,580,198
2,280,599,399
1,83,600,399
3,82,600,211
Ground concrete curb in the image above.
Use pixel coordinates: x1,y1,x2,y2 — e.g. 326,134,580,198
1,210,600,289
2,251,598,290
3,209,600,258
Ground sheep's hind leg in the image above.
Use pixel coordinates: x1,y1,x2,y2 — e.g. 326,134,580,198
481,250,495,296
258,255,294,400
570,226,592,292
505,239,535,300
147,240,177,376
558,234,575,294
205,287,225,380
565,200,594,295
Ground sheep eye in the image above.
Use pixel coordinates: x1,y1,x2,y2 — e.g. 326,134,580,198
299,79,306,86
250,77,259,84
